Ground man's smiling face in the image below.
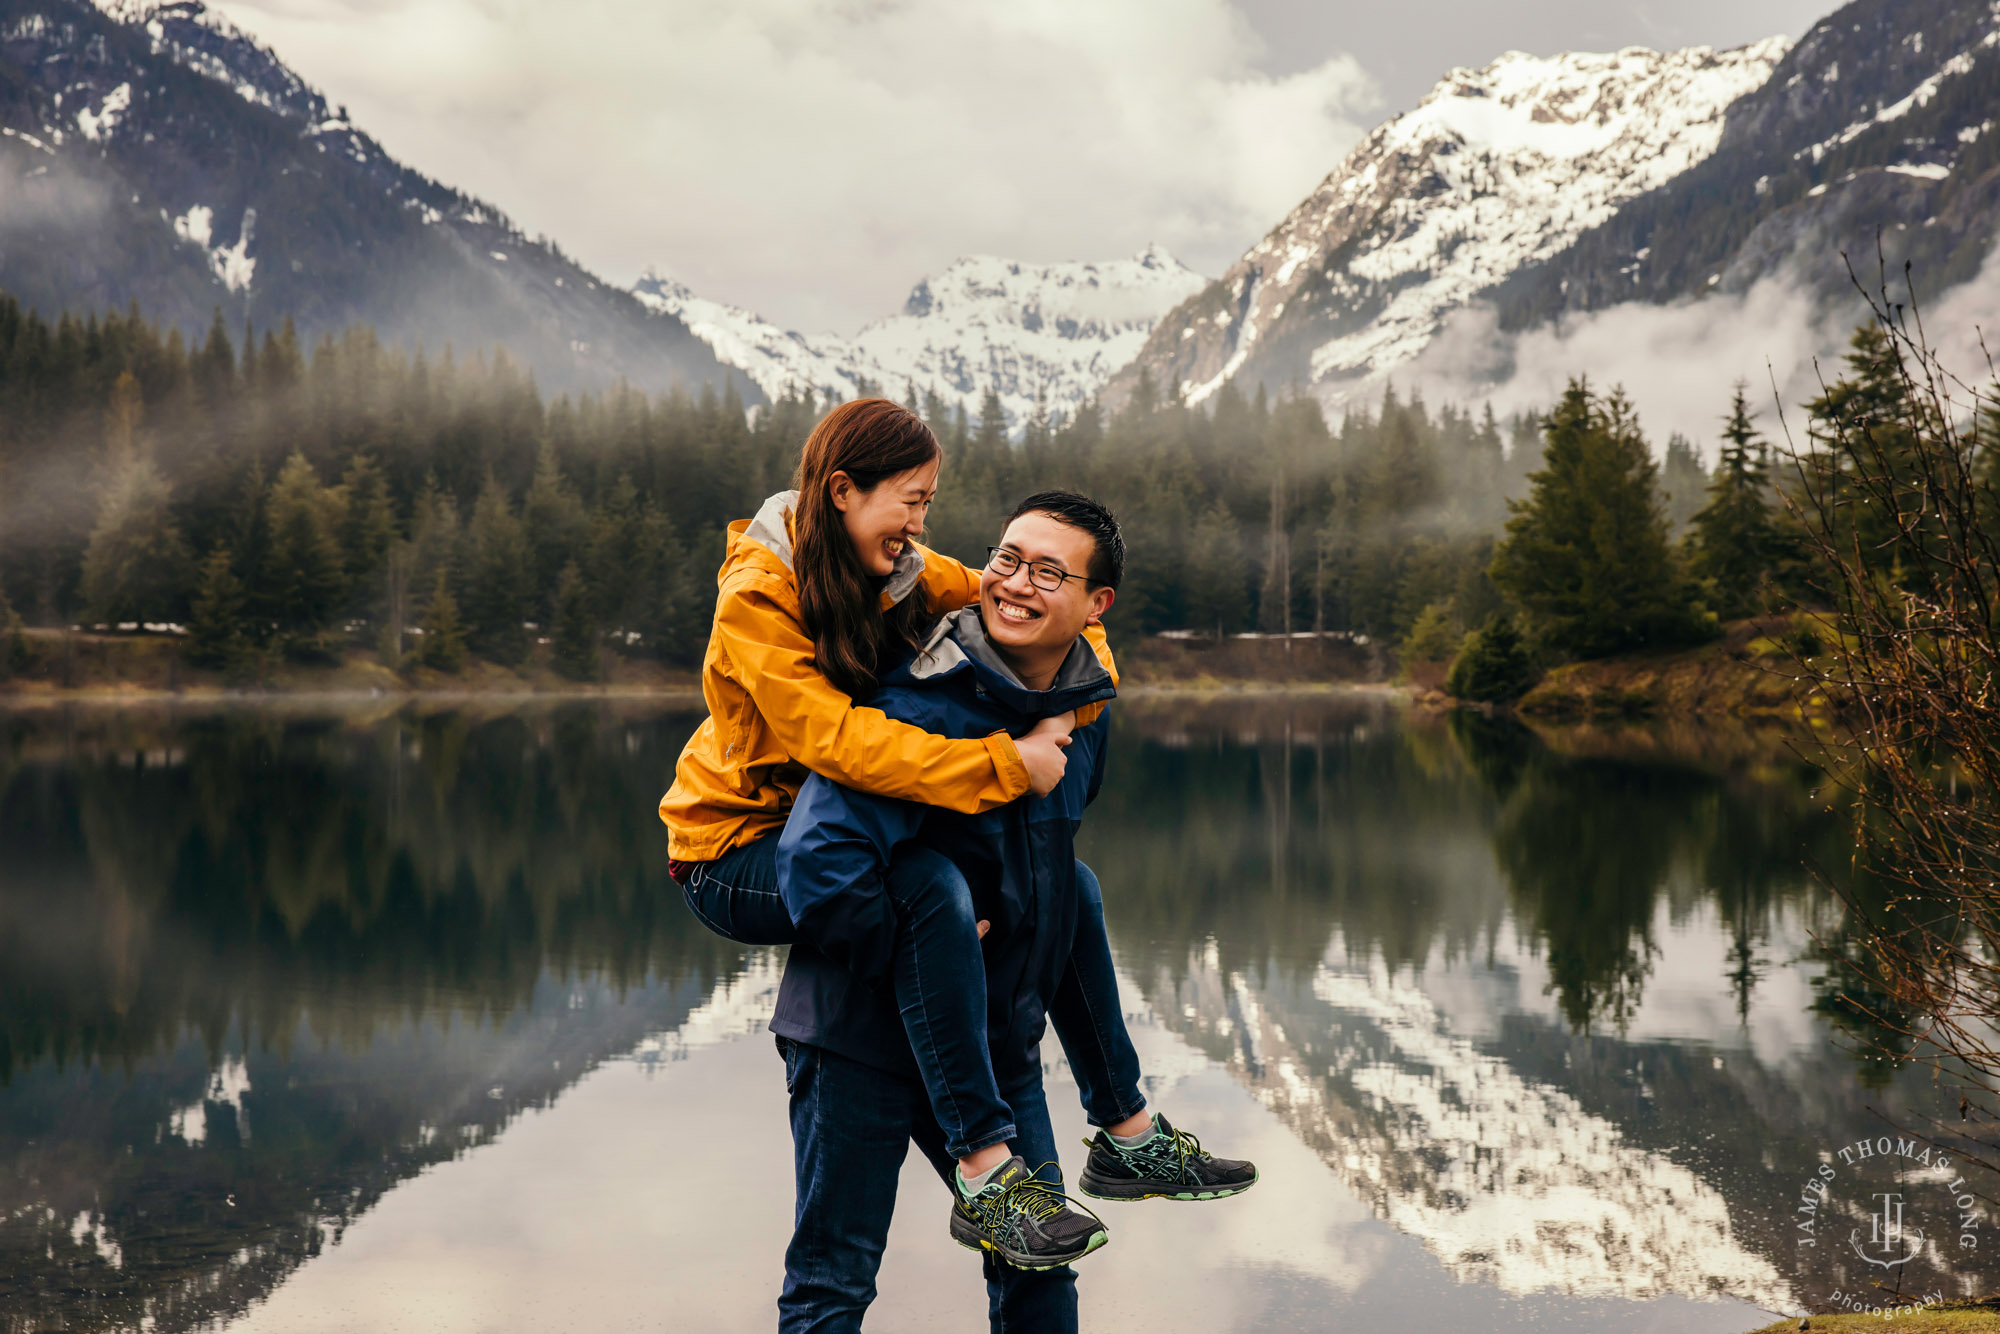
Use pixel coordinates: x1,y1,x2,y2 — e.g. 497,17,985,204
978,511,1114,667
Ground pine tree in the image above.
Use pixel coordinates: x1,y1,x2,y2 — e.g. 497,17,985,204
262,452,350,653
1686,384,1781,619
81,456,192,625
194,308,236,412
338,453,397,618
1184,498,1246,639
1500,412,1544,502
1401,601,1459,664
462,474,530,666
103,369,143,467
378,541,414,668
1447,614,1537,702
585,475,644,636
633,505,706,664
523,442,589,621
1021,384,1054,471
974,387,1008,462
1462,404,1507,530
1489,382,1709,659
551,560,598,681
1658,432,1709,537
406,474,461,615
418,569,466,672
185,545,249,671
1800,323,1932,591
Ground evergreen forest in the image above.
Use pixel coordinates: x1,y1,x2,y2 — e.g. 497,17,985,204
1,288,1971,689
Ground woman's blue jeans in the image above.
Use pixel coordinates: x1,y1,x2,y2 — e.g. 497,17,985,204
683,835,1145,1160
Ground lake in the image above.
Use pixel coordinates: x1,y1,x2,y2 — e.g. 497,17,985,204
1,694,1991,1333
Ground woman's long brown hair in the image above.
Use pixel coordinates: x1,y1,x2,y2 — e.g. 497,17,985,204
792,398,943,699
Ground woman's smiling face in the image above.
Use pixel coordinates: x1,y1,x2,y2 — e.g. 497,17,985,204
831,458,940,576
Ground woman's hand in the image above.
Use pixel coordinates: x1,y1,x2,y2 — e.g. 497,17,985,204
1016,711,1076,798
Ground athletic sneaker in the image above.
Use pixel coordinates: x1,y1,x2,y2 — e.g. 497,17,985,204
948,1156,1109,1270
1078,1114,1259,1201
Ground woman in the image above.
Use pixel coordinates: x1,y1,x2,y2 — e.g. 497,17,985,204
659,398,1253,1258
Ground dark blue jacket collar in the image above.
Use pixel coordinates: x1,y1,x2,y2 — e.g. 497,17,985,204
891,607,1115,718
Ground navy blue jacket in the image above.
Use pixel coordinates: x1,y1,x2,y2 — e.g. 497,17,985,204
770,607,1115,1085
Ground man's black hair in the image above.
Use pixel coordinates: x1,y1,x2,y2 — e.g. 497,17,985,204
1004,491,1124,590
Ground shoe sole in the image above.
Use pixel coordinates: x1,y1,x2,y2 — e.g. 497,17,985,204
948,1212,1109,1270
1077,1168,1259,1202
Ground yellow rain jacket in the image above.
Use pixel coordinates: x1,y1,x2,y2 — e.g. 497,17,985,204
660,490,1114,862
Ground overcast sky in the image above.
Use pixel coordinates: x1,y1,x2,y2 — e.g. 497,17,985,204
210,0,1841,334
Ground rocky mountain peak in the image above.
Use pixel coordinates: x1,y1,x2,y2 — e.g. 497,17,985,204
1109,38,1789,408
0,0,739,394
1496,0,2000,328
634,246,1207,430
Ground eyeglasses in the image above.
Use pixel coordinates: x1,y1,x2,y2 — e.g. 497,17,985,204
986,546,1095,592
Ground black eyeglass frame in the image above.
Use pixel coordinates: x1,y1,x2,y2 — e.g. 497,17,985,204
985,546,1101,592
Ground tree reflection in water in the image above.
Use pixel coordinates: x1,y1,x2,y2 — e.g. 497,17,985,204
0,703,739,1334
0,697,1990,1330
1082,694,1993,1308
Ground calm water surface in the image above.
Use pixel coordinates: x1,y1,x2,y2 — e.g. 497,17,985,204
1,695,1991,1333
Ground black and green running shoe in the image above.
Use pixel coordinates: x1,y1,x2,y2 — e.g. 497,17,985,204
948,1157,1110,1271
1078,1114,1258,1201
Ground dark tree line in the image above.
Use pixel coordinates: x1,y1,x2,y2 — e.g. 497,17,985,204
918,372,1548,647
10,285,1919,689
0,288,1567,677
0,294,804,678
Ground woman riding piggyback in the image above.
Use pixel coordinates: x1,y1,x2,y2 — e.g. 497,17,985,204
659,397,1076,878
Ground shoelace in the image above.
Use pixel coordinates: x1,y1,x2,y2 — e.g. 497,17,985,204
977,1163,1105,1231
1092,1124,1210,1181
1164,1125,1212,1180
1000,1176,1070,1223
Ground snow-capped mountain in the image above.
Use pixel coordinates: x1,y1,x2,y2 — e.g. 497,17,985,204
1113,41,1790,406
1497,0,2000,327
634,246,1207,429
14,0,1991,425
0,0,742,395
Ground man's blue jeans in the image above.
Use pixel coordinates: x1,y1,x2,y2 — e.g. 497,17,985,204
683,836,1145,1156
775,1037,1077,1334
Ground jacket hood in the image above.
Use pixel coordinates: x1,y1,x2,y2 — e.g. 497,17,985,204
731,490,928,606
893,606,1116,717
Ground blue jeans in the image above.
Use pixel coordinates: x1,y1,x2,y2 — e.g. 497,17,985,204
776,1037,1076,1334
683,837,1145,1154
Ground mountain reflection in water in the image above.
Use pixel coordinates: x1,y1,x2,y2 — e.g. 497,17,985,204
0,696,1991,1332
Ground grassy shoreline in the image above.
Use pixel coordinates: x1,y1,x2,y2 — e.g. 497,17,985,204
1514,616,1816,720
1745,1306,2000,1332
0,624,1396,702
0,619,1823,718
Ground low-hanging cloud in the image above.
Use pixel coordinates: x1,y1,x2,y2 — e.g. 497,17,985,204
1386,241,2000,458
209,0,1379,334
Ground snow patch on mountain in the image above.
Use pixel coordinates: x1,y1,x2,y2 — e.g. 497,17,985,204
1301,41,1790,387
91,0,314,114
75,81,131,140
632,274,857,403
170,204,255,292
1130,39,1790,409
1800,30,2000,161
72,0,538,293
635,246,1207,430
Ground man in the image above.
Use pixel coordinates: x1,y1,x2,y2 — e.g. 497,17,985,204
769,492,1253,1333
